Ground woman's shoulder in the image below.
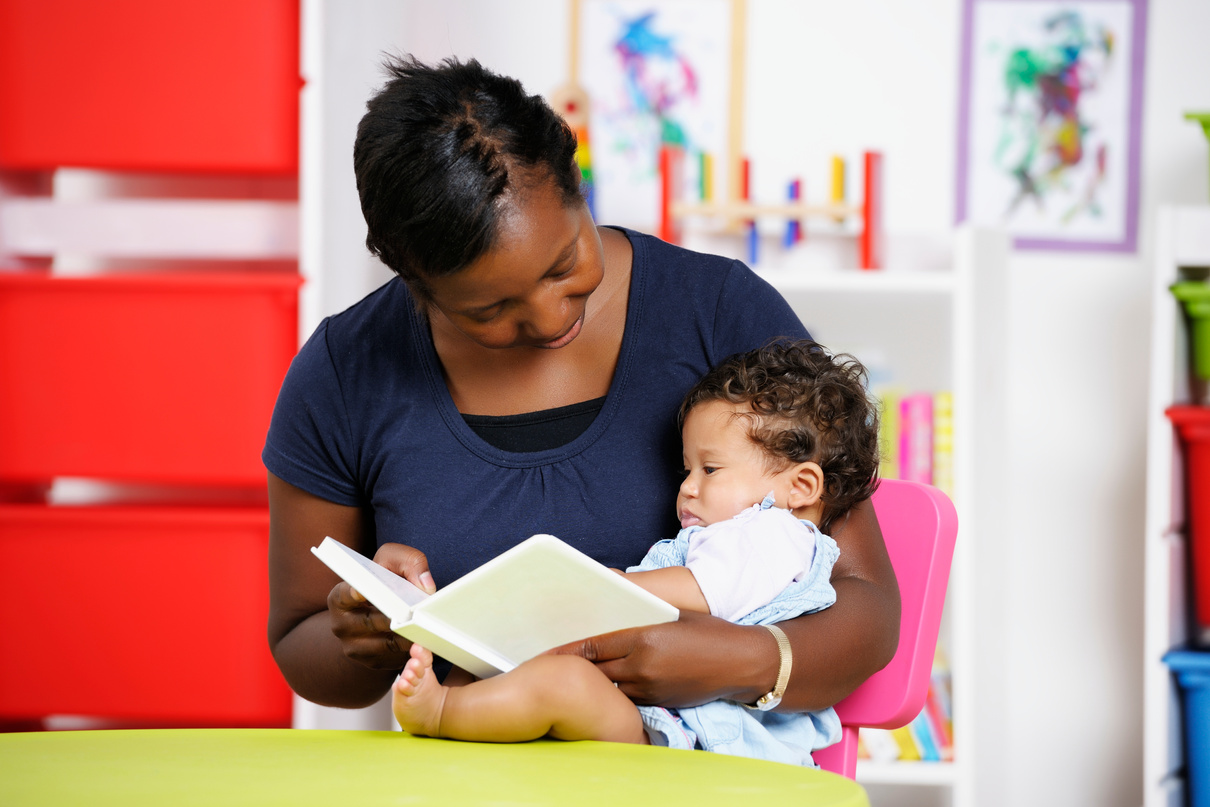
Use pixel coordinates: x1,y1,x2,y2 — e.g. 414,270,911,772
321,277,412,337
609,227,807,355
303,278,419,363
284,277,431,405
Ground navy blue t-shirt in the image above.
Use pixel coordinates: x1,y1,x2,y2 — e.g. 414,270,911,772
263,229,809,589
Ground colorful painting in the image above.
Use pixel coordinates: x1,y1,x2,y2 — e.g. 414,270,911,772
956,0,1147,252
579,0,733,230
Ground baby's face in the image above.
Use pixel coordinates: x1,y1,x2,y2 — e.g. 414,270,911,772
677,400,792,529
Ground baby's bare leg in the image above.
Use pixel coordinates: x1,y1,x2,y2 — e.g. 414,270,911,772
394,647,647,745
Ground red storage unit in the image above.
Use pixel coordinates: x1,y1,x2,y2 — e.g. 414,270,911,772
0,0,303,729
1168,405,1210,633
0,271,302,488
0,0,300,174
0,503,292,725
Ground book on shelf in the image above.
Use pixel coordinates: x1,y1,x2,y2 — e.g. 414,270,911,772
874,389,954,499
932,391,954,497
311,534,679,679
857,644,955,764
926,646,955,760
908,710,942,762
860,727,902,763
877,387,902,482
890,725,923,761
899,393,934,485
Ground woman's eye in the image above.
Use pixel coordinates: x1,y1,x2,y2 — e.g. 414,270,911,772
466,308,501,324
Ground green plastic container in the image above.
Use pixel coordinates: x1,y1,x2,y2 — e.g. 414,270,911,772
1173,281,1210,381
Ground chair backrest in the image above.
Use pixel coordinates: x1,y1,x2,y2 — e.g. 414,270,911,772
812,478,958,779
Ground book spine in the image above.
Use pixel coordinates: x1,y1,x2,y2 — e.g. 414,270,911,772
890,725,922,761
925,682,955,761
878,388,902,480
899,393,934,485
860,727,903,763
927,646,955,760
932,391,954,497
908,710,942,762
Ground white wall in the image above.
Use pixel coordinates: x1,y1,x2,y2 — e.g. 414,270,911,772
307,1,1210,803
993,2,1208,806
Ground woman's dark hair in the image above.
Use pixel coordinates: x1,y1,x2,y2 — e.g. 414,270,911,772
353,55,583,297
679,339,881,532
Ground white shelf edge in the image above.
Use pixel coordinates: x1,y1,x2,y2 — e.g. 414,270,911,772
0,197,300,259
855,760,960,786
755,267,956,294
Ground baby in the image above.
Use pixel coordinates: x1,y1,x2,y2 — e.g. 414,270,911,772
392,338,881,765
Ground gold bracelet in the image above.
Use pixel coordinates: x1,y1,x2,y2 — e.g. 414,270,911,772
742,624,792,711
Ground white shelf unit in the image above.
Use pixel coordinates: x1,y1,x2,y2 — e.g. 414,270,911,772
1144,204,1210,807
756,225,1008,807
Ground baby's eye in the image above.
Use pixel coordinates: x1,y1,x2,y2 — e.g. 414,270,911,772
702,466,718,475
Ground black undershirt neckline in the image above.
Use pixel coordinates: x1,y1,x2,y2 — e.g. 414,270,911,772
462,396,608,453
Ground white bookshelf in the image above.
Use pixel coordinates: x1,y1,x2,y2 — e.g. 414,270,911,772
749,225,1008,807
1143,204,1210,807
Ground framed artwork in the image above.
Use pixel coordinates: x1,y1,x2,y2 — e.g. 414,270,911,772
955,0,1148,252
576,0,740,230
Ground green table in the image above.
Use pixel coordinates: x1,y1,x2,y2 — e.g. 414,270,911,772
0,728,868,806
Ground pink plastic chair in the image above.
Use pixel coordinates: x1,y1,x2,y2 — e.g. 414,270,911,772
812,478,959,779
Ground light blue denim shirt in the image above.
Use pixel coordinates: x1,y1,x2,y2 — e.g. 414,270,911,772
628,495,842,766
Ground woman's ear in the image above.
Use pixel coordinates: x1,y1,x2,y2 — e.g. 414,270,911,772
785,462,824,510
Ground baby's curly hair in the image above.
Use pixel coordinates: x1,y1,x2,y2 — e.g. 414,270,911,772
679,338,881,532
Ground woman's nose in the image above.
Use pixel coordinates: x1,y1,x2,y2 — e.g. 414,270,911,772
524,290,570,340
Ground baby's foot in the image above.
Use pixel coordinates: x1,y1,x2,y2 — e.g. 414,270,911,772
392,643,448,737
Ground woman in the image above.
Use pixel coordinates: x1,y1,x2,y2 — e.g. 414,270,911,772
265,55,899,717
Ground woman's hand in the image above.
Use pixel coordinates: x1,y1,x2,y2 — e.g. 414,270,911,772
549,610,773,708
327,543,436,671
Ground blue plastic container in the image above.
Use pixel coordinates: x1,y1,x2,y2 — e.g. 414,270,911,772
1165,649,1210,806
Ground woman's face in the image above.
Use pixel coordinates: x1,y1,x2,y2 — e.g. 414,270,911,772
424,178,604,351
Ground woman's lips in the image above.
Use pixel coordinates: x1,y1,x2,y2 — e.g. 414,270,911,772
539,314,583,349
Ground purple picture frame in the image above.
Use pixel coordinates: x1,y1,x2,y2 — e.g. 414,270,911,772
954,0,1148,253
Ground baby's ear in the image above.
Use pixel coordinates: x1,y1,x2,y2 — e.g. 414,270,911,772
786,462,824,509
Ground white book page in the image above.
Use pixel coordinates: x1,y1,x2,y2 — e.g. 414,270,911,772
417,534,678,669
312,534,679,679
310,537,428,624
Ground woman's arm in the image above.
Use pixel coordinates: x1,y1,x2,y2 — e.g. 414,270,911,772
551,497,899,712
777,498,901,709
267,473,435,708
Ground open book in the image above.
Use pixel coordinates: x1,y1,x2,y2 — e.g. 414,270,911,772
311,534,679,679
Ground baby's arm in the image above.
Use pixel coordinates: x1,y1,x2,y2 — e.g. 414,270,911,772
623,567,710,613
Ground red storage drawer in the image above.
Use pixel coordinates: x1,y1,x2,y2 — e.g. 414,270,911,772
0,271,302,487
0,503,292,725
0,0,300,173
1168,405,1210,633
